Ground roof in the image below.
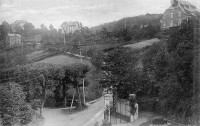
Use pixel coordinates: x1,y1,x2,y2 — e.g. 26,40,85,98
61,21,81,27
167,0,200,18
7,33,21,37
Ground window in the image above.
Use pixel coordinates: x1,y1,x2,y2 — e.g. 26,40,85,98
170,20,173,27
178,19,182,26
170,13,173,18
161,21,165,28
163,22,166,28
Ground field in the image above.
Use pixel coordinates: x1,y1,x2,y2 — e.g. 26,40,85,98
124,38,160,49
36,54,92,66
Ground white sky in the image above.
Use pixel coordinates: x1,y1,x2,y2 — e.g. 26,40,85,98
0,0,199,29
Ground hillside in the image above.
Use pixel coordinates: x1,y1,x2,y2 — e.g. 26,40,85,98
90,13,162,32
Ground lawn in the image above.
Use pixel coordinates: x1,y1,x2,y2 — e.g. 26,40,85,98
124,38,160,49
36,54,92,66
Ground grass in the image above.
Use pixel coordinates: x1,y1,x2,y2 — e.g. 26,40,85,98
124,38,160,49
36,54,92,66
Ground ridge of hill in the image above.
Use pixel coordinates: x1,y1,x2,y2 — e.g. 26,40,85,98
90,13,162,32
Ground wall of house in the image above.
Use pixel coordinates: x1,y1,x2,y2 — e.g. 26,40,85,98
160,6,188,29
8,36,22,46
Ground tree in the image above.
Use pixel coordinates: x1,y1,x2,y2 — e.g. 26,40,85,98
101,47,140,99
49,24,56,32
65,63,90,108
0,21,11,48
141,18,196,122
0,82,33,126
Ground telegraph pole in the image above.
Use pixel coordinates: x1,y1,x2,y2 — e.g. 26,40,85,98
64,32,66,45
78,41,85,105
77,22,86,106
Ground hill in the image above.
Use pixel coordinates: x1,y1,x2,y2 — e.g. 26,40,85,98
90,13,162,32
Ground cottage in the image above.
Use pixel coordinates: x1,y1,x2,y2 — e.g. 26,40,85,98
160,0,200,29
6,33,22,46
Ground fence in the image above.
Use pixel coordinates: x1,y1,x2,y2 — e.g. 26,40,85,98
110,99,130,125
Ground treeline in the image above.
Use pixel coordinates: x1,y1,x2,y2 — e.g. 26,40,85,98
0,20,63,49
96,18,199,124
92,13,162,42
1,14,162,56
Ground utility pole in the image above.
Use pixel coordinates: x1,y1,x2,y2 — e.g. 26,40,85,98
78,40,85,105
64,32,66,45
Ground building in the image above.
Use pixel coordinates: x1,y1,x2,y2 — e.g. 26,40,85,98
160,0,200,29
61,21,82,34
6,33,22,46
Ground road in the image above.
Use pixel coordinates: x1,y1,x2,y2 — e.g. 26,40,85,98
43,97,104,126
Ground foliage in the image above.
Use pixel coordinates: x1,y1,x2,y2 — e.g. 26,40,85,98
0,82,33,126
100,47,140,99
0,62,90,110
91,13,161,42
0,48,28,70
141,18,196,122
152,118,168,125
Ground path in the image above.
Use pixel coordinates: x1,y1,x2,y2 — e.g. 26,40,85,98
43,97,104,126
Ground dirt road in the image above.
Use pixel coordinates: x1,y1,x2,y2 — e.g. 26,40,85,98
43,97,104,126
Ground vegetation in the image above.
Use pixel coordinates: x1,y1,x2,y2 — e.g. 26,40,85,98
142,19,195,122
0,82,33,126
91,14,161,42
0,62,90,125
152,118,168,125
96,18,199,124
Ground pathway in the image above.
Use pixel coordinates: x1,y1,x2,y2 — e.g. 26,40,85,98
42,97,104,126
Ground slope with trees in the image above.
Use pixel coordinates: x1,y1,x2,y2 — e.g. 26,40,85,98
94,18,199,124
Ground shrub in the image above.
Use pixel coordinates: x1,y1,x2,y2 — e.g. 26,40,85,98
152,118,168,125
0,82,33,126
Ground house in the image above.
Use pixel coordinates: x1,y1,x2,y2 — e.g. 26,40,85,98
6,33,22,46
160,0,200,29
61,21,82,34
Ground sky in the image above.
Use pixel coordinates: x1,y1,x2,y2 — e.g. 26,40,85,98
0,0,199,29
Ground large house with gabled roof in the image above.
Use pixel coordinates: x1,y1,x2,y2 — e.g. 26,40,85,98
160,0,200,29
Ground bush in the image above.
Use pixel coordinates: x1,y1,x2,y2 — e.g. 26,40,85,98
137,97,158,112
152,118,168,125
0,82,33,126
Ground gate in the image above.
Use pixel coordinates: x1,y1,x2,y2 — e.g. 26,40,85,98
110,99,130,124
